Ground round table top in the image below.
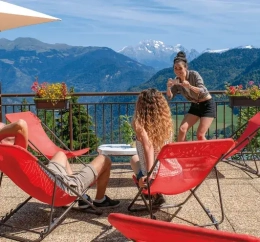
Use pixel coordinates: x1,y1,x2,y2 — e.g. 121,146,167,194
97,144,137,156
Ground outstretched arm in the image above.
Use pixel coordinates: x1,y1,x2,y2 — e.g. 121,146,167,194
0,120,28,149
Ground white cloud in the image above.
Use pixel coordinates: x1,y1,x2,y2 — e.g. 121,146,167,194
2,0,260,51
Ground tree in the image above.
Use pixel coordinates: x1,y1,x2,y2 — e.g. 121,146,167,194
58,87,99,154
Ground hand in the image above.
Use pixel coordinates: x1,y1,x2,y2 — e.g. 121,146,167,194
180,80,191,88
167,78,174,88
167,78,179,88
138,176,148,188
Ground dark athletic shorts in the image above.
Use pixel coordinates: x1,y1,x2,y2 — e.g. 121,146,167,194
188,99,216,118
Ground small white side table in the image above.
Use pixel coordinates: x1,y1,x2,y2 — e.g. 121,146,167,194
97,144,137,156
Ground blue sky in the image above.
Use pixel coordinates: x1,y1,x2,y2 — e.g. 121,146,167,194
2,0,260,52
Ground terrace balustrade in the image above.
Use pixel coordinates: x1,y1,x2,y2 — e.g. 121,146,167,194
0,89,257,159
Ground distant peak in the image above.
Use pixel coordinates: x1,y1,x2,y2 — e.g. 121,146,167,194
202,48,229,54
235,45,256,49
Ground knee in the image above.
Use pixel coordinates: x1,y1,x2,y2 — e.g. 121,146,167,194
15,119,28,131
130,155,139,166
103,155,112,168
51,151,67,161
179,124,188,134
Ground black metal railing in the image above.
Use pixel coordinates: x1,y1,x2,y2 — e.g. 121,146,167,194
0,90,246,157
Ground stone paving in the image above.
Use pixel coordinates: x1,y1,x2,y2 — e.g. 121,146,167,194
0,162,260,241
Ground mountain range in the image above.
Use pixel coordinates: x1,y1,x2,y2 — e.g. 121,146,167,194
118,40,200,70
0,37,260,103
128,48,260,93
0,38,155,98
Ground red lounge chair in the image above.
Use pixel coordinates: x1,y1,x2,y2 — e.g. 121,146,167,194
108,213,260,242
128,139,235,229
6,111,90,159
222,112,260,176
0,144,101,242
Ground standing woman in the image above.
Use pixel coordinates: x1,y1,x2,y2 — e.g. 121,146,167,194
166,51,215,141
130,88,174,205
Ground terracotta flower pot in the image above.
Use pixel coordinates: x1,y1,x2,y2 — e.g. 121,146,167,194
34,97,70,110
229,96,260,107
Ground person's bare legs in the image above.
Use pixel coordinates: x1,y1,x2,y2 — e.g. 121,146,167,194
178,114,199,142
196,117,214,140
50,151,74,174
130,155,140,175
50,152,112,200
0,119,28,148
90,154,111,200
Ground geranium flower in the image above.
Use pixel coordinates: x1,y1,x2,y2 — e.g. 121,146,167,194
31,77,70,105
225,80,260,101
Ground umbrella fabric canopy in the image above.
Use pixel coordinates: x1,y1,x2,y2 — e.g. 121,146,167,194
0,0,60,31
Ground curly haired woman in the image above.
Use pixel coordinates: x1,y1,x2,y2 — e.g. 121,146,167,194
130,88,174,206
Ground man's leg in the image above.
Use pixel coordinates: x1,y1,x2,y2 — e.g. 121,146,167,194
90,154,111,200
49,151,73,174
50,152,111,199
0,119,28,148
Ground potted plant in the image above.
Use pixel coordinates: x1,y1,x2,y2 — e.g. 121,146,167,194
119,115,136,147
31,79,71,110
225,81,260,107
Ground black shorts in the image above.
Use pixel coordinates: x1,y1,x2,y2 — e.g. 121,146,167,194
188,99,216,118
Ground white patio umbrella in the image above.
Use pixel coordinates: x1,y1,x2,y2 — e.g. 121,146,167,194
0,0,61,32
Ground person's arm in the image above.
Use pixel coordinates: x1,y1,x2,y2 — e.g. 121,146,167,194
182,71,208,95
138,129,154,173
166,78,179,100
0,120,28,148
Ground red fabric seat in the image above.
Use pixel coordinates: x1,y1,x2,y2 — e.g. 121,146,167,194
0,144,99,241
128,139,235,228
6,111,89,159
108,213,260,242
0,144,76,206
222,112,260,176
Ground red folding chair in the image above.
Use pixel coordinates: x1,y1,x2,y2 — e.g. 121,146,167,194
128,139,235,229
108,213,260,242
0,144,101,242
222,112,260,176
6,111,90,159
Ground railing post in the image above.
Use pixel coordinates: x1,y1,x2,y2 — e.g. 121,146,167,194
69,102,73,150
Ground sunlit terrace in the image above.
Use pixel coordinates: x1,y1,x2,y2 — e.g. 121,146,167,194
0,90,259,241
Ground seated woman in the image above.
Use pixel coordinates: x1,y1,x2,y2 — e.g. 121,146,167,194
0,119,120,209
130,88,174,205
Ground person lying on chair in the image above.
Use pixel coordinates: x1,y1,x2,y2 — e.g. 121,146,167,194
130,88,174,206
0,119,120,209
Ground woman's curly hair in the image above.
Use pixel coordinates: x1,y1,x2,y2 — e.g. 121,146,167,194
133,88,174,151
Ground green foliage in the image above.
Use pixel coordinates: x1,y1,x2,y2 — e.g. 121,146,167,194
59,87,99,153
119,115,134,144
20,98,29,112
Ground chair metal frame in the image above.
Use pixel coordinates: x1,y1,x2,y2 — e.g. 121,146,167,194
222,113,260,176
128,139,235,230
0,144,101,242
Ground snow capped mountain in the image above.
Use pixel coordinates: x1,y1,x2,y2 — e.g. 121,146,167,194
235,45,256,49
118,40,258,70
203,45,257,54
118,40,200,70
203,48,230,54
